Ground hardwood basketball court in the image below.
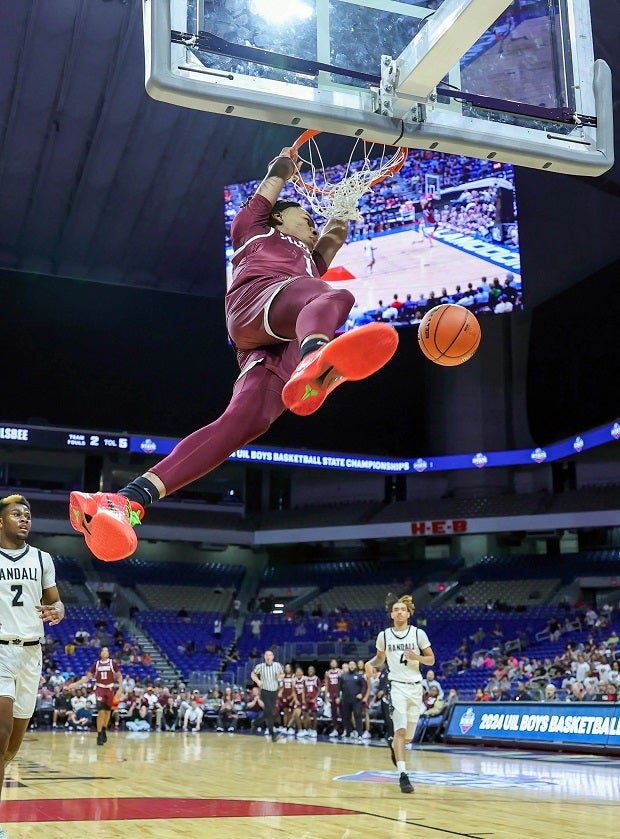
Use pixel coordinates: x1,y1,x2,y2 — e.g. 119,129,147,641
7,730,619,837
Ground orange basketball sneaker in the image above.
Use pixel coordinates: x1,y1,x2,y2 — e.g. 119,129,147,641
69,492,144,562
282,321,399,416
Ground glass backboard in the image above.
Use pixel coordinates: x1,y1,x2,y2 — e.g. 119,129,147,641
143,0,613,175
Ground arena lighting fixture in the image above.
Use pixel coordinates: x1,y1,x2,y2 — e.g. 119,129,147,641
248,0,313,25
274,603,284,608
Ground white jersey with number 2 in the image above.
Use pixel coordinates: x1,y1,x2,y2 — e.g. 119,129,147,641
376,626,431,684
0,545,56,639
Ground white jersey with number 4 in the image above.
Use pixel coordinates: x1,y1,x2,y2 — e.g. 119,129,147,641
0,545,56,639
376,626,430,684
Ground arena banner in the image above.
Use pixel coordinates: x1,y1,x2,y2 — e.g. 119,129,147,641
445,702,620,753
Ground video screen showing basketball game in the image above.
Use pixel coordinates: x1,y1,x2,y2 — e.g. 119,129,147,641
224,147,522,330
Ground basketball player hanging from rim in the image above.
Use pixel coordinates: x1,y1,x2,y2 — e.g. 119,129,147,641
70,134,407,562
365,593,435,794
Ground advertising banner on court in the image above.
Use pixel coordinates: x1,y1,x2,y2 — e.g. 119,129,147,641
445,702,620,753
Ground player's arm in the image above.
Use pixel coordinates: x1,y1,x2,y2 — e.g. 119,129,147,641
403,645,436,667
37,585,65,626
256,147,298,207
72,668,93,690
314,218,348,268
365,649,386,678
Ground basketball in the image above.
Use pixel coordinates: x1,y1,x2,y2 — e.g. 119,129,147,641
418,304,481,366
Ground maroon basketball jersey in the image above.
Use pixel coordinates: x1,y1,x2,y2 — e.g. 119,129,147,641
90,658,119,686
294,676,305,700
325,668,341,697
304,675,321,701
281,675,295,701
229,194,326,294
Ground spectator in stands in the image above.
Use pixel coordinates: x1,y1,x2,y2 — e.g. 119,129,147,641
567,682,586,702
47,670,66,688
250,617,262,639
68,700,95,730
412,686,446,743
213,618,222,640
175,690,191,728
474,688,490,702
512,682,534,701
183,699,204,733
74,627,90,646
547,616,561,641
245,686,265,732
161,697,178,731
176,607,189,621
52,686,73,728
543,684,559,702
599,683,617,702
421,670,444,699
584,606,598,628
126,702,151,732
583,682,600,701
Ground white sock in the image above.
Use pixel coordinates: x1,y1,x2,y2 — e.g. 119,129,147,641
397,760,406,774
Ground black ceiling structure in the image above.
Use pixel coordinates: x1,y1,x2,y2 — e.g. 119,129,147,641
0,1,618,457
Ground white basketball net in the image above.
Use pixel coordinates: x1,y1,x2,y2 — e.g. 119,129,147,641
290,135,408,222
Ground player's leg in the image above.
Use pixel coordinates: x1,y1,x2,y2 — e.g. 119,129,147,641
262,691,276,739
269,276,398,415
352,699,363,739
70,362,287,561
3,717,29,769
1,645,40,836
96,695,112,744
267,275,355,351
390,683,415,793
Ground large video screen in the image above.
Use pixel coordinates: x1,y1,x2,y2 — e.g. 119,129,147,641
225,148,522,329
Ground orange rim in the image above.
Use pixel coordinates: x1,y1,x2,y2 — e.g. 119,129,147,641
291,129,408,195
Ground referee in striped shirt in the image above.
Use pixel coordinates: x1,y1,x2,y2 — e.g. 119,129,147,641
251,649,284,740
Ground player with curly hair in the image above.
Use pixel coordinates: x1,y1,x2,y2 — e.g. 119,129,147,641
365,593,435,794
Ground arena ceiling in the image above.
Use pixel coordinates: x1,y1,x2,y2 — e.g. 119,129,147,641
0,0,618,298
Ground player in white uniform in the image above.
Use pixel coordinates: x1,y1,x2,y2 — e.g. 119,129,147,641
0,495,65,838
365,594,434,794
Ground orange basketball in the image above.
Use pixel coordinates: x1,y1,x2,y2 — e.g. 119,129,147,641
418,304,481,366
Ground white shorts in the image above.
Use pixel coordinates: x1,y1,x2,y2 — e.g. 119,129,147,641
389,680,423,739
0,644,42,719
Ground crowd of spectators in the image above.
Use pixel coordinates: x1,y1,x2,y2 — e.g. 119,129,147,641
448,602,620,704
28,594,620,745
346,272,522,331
